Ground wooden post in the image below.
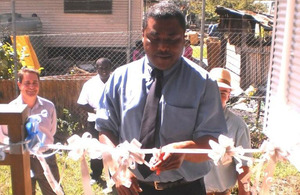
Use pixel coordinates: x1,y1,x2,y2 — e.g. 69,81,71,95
0,104,32,195
256,98,262,128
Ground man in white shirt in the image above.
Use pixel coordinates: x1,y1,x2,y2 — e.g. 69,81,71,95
77,58,112,185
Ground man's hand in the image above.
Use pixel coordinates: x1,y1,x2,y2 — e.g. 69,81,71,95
148,135,218,173
149,143,185,172
115,172,142,195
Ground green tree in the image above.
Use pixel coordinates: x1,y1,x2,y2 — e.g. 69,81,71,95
0,40,22,80
165,0,266,23
206,0,261,21
0,38,43,79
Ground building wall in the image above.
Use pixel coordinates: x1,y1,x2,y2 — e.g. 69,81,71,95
0,0,142,33
1,0,143,47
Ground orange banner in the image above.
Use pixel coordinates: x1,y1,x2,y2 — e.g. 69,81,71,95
11,35,40,70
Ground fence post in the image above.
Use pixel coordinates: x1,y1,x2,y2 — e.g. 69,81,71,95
206,37,222,71
0,104,32,194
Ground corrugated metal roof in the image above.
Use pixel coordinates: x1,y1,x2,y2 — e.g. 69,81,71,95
215,6,273,31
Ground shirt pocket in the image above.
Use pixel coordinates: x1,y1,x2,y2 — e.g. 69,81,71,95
161,103,197,143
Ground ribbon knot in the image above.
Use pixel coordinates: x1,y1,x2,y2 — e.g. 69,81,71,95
25,109,48,151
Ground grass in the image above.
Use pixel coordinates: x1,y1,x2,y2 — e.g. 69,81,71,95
0,153,106,195
254,161,300,195
270,162,300,194
0,152,299,195
0,165,11,195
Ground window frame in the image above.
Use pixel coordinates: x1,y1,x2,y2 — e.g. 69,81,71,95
64,0,113,14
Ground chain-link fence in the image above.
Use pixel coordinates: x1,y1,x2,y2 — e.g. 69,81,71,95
29,31,142,75
204,31,271,95
1,30,145,130
0,3,272,132
2,30,271,87
0,29,271,128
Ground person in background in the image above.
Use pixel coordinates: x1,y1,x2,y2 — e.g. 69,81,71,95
183,38,193,60
208,23,219,37
5,67,60,195
96,2,227,195
77,58,112,185
132,40,145,61
205,68,252,195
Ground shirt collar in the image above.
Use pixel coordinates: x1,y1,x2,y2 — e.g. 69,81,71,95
17,95,43,108
36,96,43,107
144,55,183,78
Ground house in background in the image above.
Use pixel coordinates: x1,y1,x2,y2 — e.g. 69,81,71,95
212,6,273,93
0,0,142,36
0,0,143,74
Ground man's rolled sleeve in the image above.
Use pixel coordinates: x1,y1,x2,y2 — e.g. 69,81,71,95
193,78,228,140
95,74,120,138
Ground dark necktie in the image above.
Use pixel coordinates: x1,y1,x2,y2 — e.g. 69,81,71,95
138,68,163,178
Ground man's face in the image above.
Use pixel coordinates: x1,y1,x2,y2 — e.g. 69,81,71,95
142,17,185,70
18,72,39,99
219,87,231,108
97,62,111,81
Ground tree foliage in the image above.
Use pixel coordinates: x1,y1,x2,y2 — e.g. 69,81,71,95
165,0,267,23
0,38,43,80
206,0,256,21
0,40,22,80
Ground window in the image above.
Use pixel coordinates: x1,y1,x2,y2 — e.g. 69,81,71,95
64,0,112,14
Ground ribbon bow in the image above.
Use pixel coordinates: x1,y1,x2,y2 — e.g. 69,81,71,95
67,132,105,161
25,109,48,151
104,139,145,191
208,135,253,174
208,135,235,165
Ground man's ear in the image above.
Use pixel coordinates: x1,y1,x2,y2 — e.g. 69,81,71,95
17,82,22,90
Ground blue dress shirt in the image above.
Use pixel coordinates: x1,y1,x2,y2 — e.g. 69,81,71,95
96,56,227,182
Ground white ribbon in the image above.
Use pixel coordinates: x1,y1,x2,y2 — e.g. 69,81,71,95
35,151,64,195
102,139,146,193
208,135,255,174
80,153,94,195
208,135,235,166
46,134,264,194
3,130,293,195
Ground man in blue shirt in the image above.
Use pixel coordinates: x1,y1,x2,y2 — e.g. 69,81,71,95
96,2,227,195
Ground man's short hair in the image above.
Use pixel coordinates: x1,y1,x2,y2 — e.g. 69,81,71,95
18,67,40,83
143,1,186,31
95,58,112,68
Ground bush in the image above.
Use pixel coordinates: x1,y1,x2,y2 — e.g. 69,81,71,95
55,108,84,144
